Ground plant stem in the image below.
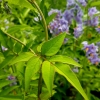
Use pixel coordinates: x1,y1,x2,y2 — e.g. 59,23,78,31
27,1,49,100
38,66,42,100
28,0,48,41
2,30,35,55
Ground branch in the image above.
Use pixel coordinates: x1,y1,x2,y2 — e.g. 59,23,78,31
28,0,48,41
2,30,35,55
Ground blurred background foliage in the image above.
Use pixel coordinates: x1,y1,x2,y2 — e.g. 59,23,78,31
0,0,100,100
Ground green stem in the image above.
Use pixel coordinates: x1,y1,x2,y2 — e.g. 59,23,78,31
2,30,35,55
38,66,42,100
27,1,48,100
28,0,48,41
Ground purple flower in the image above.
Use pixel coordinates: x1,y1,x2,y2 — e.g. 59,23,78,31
63,38,69,44
90,17,99,26
83,43,98,53
96,42,100,46
88,55,100,65
49,18,69,35
67,0,76,8
82,41,100,65
76,9,83,24
73,24,83,38
63,9,75,25
78,0,87,6
7,75,17,86
7,75,16,80
95,27,100,33
48,9,62,18
75,4,80,10
84,17,99,26
88,7,98,17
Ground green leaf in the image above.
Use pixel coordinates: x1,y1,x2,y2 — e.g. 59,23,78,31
0,75,8,79
0,86,19,96
0,56,14,69
25,56,42,91
42,61,55,95
16,62,25,77
46,13,58,24
0,29,7,46
13,42,22,53
49,55,81,67
0,95,22,100
40,89,56,100
54,63,88,100
90,1,100,7
0,80,14,89
7,25,32,34
6,0,33,9
41,33,66,56
10,52,34,65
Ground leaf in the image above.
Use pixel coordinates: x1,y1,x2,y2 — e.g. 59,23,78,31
46,13,58,24
0,86,19,96
0,80,14,89
0,75,8,79
13,42,22,53
0,29,7,46
90,1,100,7
7,25,32,34
6,0,33,9
28,93,37,98
10,52,34,65
40,89,56,100
49,55,81,67
41,33,66,56
0,56,14,69
25,56,42,91
0,95,22,100
42,61,55,95
16,62,25,77
54,63,88,100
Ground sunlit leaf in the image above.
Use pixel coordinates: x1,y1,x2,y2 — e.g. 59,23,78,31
0,95,22,100
54,63,88,100
41,33,66,56
49,55,81,67
42,61,55,95
10,52,34,65
6,0,33,9
90,1,100,7
25,56,42,91
0,56,14,69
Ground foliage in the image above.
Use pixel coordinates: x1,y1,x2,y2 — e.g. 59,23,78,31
0,0,100,100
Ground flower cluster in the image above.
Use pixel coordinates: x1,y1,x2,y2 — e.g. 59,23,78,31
49,18,69,35
67,0,87,8
82,41,100,65
78,0,87,6
49,0,86,39
73,24,83,38
49,0,100,38
85,7,99,27
7,75,17,86
88,7,98,16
